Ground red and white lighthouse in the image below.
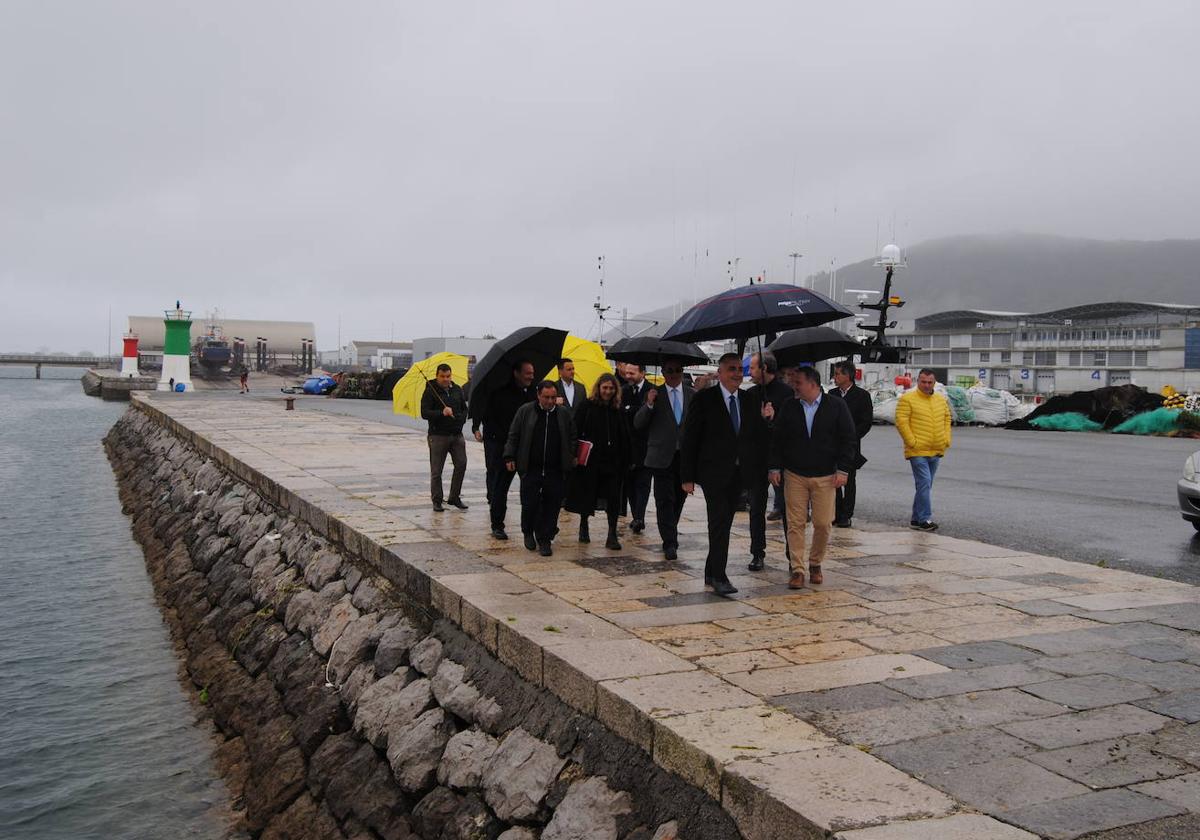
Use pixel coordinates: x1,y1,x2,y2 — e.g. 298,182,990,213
121,332,140,377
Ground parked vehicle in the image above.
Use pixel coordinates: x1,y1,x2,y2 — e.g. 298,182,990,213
1181,450,1200,532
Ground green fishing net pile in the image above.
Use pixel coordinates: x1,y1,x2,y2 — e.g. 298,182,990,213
1028,412,1104,432
943,386,976,423
1111,408,1182,435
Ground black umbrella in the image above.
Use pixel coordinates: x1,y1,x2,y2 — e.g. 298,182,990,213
605,336,708,367
767,326,864,367
467,326,567,422
662,283,853,344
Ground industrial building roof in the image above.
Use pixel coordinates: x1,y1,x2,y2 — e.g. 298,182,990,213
916,301,1200,330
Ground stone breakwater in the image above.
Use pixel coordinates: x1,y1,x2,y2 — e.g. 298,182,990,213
104,409,738,840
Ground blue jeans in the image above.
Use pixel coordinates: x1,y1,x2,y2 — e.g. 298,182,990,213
909,456,941,523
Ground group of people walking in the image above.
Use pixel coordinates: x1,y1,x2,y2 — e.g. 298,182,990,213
420,354,952,595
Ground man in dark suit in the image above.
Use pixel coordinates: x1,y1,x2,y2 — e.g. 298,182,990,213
503,380,578,556
553,357,585,413
769,366,856,588
633,357,694,561
681,353,773,596
621,363,653,533
828,360,874,528
747,350,795,570
472,360,536,540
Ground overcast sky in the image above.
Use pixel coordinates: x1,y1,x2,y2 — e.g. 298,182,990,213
3,1,1198,353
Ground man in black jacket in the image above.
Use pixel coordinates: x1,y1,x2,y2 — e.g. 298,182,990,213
472,360,535,540
553,357,585,412
633,357,694,561
828,360,874,528
622,364,653,533
681,353,773,596
421,363,469,512
769,366,856,589
748,351,794,570
504,380,578,556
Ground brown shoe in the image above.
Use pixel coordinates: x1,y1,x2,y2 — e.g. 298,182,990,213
808,565,823,585
788,571,805,589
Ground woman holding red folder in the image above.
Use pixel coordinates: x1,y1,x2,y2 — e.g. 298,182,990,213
565,373,634,549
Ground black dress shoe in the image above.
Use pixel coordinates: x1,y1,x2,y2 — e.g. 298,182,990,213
833,518,852,528
491,528,508,540
523,532,538,551
447,498,469,510
712,580,738,596
766,510,783,522
704,575,713,586
538,542,553,557
432,502,445,512
630,519,645,534
664,546,678,561
748,556,765,572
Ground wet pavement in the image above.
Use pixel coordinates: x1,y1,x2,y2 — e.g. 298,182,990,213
135,392,1200,839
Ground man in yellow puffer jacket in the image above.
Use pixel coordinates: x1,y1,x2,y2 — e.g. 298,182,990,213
895,369,952,531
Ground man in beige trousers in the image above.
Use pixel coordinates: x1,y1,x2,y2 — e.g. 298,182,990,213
768,366,858,588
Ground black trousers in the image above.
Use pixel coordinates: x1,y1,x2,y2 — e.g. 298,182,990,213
484,437,517,529
652,453,687,550
627,466,652,521
835,468,858,521
701,469,742,584
748,473,770,559
520,470,565,545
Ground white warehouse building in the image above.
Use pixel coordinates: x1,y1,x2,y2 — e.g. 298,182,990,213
897,301,1200,395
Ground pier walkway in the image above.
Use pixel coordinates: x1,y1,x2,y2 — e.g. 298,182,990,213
132,391,1200,839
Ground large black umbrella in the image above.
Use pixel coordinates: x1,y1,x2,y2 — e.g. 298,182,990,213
467,326,567,422
662,283,853,344
605,336,708,367
767,327,864,367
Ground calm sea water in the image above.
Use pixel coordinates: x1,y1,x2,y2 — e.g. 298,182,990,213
0,369,231,840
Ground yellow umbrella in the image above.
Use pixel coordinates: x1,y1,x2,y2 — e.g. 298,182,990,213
392,352,469,417
544,334,612,396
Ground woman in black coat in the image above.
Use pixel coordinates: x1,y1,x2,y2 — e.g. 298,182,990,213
564,373,634,549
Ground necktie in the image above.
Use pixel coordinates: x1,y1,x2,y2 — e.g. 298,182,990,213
728,393,740,434
671,388,682,424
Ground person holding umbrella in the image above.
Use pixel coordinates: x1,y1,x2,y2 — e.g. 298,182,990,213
621,364,653,534
565,373,633,549
680,353,774,596
634,357,694,561
504,380,578,556
768,366,857,588
747,350,794,570
421,362,469,512
472,359,536,540
828,360,873,528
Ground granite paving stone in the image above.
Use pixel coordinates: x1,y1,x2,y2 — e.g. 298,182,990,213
1021,674,1159,710
874,726,1039,779
884,662,1059,700
1001,705,1174,749
1143,722,1200,764
724,745,956,834
921,755,1089,812
914,640,1040,669
825,689,1070,747
723,654,949,696
1131,771,1200,811
1136,689,1200,723
771,683,913,719
1124,642,1194,662
1029,737,1192,789
1001,789,1186,839
834,814,1039,839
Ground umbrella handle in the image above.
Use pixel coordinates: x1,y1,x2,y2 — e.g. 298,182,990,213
417,368,449,408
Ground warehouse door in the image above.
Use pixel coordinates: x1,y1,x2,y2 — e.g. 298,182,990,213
1036,370,1056,394
992,370,1011,390
1109,370,1132,386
